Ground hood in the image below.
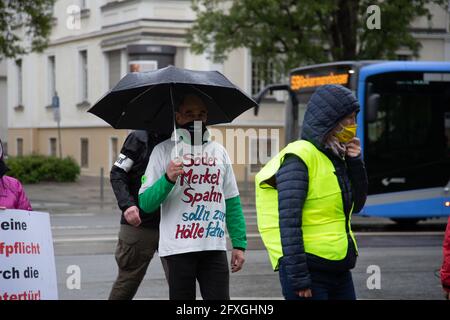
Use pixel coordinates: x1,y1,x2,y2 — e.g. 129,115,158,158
301,84,360,148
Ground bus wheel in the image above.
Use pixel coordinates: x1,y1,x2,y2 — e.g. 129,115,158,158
390,218,421,226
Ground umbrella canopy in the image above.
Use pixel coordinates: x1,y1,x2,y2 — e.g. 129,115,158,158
88,65,258,133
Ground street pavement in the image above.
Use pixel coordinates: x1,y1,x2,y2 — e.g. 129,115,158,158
22,176,449,300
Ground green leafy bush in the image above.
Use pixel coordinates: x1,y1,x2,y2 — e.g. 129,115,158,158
5,155,80,184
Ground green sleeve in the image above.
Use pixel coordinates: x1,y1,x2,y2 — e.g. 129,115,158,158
225,195,247,250
139,174,175,214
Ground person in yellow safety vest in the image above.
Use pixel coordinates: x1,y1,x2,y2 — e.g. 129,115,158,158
255,84,368,300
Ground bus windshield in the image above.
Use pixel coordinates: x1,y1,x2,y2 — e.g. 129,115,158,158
364,71,450,195
290,64,355,133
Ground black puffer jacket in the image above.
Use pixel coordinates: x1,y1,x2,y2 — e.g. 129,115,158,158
275,84,368,291
110,130,169,229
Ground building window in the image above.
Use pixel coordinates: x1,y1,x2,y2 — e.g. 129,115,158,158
107,50,122,89
49,138,57,157
249,137,276,173
251,59,281,96
80,138,89,168
128,60,158,73
16,138,23,157
2,142,7,158
48,56,56,105
79,0,91,18
79,50,88,102
110,137,119,165
16,59,23,106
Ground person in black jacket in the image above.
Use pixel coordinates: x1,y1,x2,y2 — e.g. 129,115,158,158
276,84,368,300
109,130,170,300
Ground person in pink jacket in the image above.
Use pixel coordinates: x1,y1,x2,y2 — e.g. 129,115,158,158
441,216,450,300
0,139,32,211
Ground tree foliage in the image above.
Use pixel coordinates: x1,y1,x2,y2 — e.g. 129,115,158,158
0,0,55,59
188,0,448,75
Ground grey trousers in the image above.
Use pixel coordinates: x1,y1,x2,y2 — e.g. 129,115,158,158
108,224,169,300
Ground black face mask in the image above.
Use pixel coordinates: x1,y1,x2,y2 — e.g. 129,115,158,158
0,159,7,178
177,121,208,145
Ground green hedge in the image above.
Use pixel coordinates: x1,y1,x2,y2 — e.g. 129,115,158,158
5,155,80,184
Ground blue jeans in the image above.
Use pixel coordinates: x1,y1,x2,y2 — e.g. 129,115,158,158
279,261,356,300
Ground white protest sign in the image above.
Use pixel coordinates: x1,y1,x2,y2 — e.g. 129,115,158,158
0,209,58,300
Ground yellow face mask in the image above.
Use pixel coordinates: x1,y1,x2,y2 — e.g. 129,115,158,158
335,124,357,143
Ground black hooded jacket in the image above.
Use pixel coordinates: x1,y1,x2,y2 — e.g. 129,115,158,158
275,85,368,291
110,130,169,229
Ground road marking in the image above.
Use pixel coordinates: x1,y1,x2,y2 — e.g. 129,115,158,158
243,231,445,238
51,213,96,217
32,202,71,207
354,231,444,236
53,236,117,243
51,225,116,230
52,226,89,230
52,231,445,243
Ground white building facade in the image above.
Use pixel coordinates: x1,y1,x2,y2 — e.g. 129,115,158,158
7,0,226,177
5,0,450,180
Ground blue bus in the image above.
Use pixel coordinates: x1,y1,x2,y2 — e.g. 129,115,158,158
255,61,450,224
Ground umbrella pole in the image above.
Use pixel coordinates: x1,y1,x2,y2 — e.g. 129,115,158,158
170,84,178,157
169,84,194,189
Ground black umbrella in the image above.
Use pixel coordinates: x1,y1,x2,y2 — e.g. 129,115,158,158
88,65,258,133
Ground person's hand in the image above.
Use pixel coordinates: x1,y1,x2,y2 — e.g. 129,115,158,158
346,137,361,158
296,288,312,298
166,159,184,183
231,249,245,273
124,206,141,227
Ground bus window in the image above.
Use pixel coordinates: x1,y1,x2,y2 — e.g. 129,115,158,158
364,72,450,195
290,63,356,141
446,112,450,149
296,92,311,136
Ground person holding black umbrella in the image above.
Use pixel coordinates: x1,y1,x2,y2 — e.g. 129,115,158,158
138,93,247,300
88,65,257,299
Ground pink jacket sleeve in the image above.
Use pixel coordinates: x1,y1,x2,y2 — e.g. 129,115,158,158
441,216,450,292
15,181,32,211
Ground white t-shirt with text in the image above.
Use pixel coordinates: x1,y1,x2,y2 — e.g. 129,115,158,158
139,138,239,257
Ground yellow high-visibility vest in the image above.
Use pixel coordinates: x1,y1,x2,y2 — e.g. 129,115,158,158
255,140,357,270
